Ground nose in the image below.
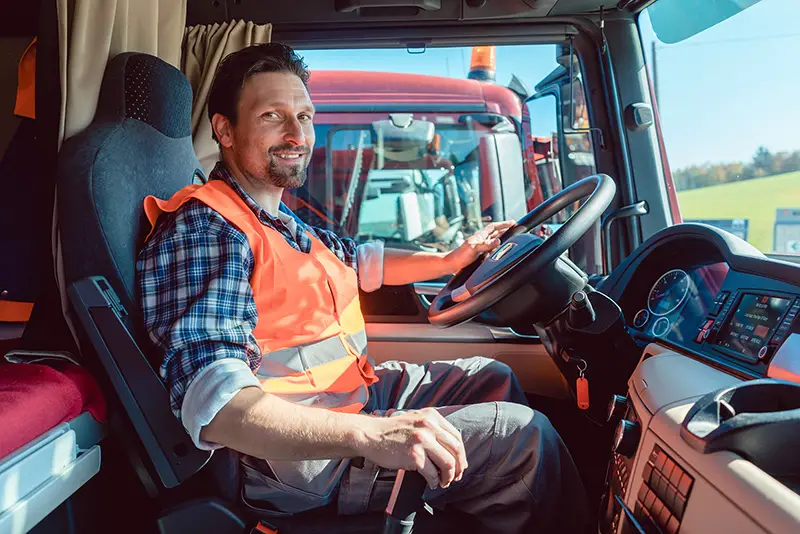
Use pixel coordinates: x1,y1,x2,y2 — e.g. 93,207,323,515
283,116,305,146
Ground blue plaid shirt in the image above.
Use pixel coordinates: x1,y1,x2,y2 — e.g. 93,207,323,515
137,162,359,419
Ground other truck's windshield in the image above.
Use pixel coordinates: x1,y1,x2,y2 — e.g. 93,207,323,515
641,0,800,258
307,117,508,249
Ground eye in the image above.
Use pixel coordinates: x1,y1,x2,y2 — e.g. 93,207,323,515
261,111,279,120
298,113,313,122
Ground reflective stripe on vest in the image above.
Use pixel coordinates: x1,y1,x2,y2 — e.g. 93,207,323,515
144,180,378,413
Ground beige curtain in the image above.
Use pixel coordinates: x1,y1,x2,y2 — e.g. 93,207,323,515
53,0,186,347
182,20,272,173
56,0,186,145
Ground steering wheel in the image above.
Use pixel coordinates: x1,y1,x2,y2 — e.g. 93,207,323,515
428,174,616,328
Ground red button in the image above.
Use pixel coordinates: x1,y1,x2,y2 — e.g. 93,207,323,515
695,329,705,343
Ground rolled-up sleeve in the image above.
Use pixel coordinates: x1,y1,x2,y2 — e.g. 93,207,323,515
356,241,384,292
309,225,385,293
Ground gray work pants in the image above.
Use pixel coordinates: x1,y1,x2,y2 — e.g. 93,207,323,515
242,357,588,533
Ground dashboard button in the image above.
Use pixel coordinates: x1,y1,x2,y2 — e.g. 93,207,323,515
666,516,680,534
677,473,692,496
643,463,653,485
758,345,770,360
654,450,667,471
673,493,687,519
669,465,684,487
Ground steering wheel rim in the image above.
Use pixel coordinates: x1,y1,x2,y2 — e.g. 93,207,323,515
428,174,617,327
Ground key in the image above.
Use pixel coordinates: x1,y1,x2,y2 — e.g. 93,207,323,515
576,360,590,410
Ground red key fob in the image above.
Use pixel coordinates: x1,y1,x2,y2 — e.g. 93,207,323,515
576,376,590,410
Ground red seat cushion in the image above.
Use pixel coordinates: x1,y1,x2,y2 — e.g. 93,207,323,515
0,363,106,459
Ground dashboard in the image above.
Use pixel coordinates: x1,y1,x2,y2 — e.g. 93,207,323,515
596,224,800,534
602,224,800,379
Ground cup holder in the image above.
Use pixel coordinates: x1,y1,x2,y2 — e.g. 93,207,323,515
681,379,800,477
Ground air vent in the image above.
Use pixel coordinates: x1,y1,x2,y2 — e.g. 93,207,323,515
634,445,694,534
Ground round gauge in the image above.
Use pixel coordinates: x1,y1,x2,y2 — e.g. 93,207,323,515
632,309,650,329
652,317,671,338
648,269,691,316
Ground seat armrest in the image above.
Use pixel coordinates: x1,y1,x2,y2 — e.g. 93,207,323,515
67,276,211,488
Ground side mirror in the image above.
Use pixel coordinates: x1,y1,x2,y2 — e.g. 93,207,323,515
523,92,564,209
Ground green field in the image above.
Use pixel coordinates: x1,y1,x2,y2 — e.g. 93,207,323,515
676,171,800,253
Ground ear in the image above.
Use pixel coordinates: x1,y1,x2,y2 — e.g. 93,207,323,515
211,113,234,149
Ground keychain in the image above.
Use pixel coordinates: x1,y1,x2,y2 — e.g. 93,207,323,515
576,359,590,410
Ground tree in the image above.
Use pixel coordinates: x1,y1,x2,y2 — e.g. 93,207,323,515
752,146,773,176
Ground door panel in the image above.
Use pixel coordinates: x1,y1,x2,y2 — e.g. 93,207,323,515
367,326,569,400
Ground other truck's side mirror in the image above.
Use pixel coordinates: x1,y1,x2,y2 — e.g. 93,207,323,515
523,92,564,215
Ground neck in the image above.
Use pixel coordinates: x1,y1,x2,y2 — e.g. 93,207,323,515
222,156,282,216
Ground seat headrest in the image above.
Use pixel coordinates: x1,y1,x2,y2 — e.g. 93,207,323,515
95,52,192,138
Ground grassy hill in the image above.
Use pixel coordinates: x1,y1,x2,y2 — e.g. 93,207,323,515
676,171,800,253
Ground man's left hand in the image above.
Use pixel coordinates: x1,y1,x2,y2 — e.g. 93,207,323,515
445,221,516,272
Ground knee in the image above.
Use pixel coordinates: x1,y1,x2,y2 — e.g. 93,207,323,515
468,358,526,404
494,402,563,467
496,402,557,443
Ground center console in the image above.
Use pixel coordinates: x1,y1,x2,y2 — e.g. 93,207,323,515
599,343,800,534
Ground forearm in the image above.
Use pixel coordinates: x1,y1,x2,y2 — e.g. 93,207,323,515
200,387,370,461
382,247,457,286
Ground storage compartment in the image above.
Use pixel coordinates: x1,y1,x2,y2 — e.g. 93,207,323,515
0,414,102,534
680,379,800,478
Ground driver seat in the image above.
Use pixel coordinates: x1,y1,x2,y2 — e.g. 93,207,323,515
54,51,416,534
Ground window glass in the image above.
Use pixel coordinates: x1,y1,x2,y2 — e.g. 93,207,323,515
641,0,800,256
286,45,601,273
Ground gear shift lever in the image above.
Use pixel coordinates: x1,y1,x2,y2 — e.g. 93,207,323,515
382,470,428,534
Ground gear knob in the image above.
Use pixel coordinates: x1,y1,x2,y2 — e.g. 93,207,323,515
383,470,428,534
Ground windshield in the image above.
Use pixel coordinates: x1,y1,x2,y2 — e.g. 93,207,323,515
299,118,504,245
277,44,600,271
641,0,800,257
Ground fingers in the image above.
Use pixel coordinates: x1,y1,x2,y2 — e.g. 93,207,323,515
489,220,516,231
432,412,467,481
408,409,467,489
415,449,444,490
420,439,458,489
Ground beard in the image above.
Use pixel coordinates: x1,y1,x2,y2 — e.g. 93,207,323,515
267,155,308,189
262,143,311,189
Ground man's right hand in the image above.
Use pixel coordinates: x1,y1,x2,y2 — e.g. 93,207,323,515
355,408,467,490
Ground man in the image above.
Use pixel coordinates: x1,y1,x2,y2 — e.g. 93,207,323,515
137,43,587,533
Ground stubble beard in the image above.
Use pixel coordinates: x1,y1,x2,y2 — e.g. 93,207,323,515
267,154,309,189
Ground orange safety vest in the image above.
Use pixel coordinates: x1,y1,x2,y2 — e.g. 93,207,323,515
144,180,378,413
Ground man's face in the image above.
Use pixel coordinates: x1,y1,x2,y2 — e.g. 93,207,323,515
219,71,315,189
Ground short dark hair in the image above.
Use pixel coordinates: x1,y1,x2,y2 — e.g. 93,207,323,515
207,43,310,142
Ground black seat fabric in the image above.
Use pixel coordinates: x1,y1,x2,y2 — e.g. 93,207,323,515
57,52,201,345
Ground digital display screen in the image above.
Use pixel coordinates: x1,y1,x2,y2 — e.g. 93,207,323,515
716,294,792,360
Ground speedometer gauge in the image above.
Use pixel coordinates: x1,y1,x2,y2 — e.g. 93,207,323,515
648,269,690,316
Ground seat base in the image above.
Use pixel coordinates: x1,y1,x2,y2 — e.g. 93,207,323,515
157,497,475,534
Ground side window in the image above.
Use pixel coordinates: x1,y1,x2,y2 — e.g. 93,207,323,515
523,59,600,274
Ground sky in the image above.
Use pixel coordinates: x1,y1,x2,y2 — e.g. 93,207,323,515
297,0,799,172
